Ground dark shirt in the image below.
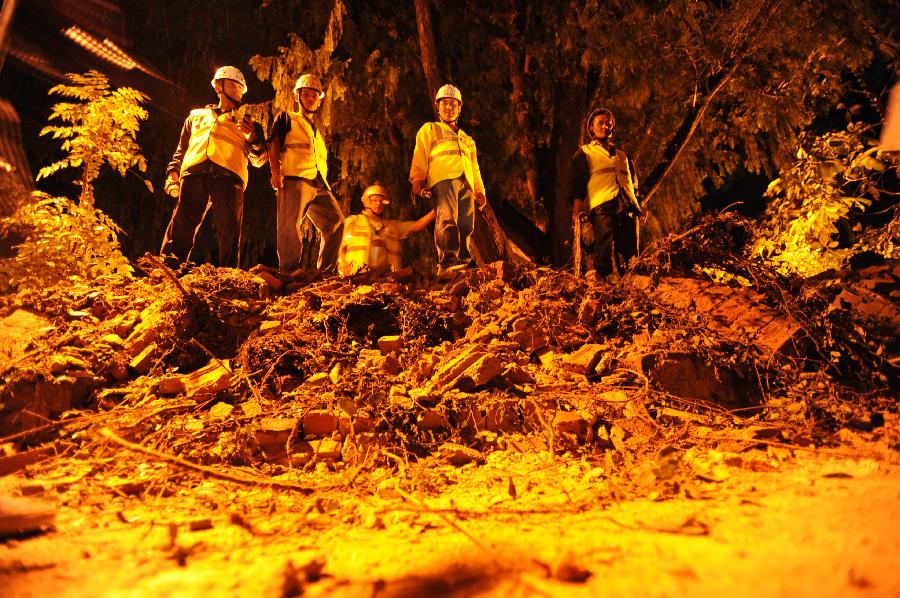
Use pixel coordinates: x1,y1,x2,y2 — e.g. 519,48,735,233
267,110,319,146
167,104,266,177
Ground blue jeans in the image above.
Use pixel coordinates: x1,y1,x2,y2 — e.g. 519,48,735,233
431,176,474,266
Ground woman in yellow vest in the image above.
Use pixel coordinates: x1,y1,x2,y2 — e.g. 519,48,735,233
570,107,644,277
409,84,487,272
338,185,435,276
161,66,267,267
267,74,344,273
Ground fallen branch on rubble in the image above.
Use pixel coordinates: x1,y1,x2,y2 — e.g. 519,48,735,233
98,427,315,494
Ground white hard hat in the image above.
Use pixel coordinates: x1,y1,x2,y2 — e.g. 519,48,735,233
211,66,247,93
294,74,326,99
435,84,462,104
361,184,390,205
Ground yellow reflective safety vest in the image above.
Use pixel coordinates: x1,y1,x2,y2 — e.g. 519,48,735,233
338,214,413,276
180,108,252,188
581,142,639,211
409,122,485,195
280,112,328,185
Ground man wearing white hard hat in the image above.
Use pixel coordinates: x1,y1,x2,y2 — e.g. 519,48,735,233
409,83,487,272
337,184,435,276
161,66,267,267
267,73,344,273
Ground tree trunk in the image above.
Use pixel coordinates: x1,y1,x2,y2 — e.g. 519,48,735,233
548,79,587,267
413,0,441,101
0,0,16,74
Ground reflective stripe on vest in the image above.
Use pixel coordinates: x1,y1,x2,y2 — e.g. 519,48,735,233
181,108,250,187
281,112,328,182
425,122,476,189
338,214,403,276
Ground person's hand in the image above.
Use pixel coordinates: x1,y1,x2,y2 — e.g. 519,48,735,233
164,176,180,198
412,179,431,200
270,171,283,191
474,191,487,209
238,117,255,141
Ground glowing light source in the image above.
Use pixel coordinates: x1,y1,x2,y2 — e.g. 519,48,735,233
62,25,137,71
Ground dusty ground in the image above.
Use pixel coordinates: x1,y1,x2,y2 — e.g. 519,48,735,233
2,442,898,598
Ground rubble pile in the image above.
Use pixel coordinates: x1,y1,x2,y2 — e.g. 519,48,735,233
1,220,897,494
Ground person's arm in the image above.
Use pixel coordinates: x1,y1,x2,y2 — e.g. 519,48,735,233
470,141,487,207
569,149,589,221
267,113,289,190
245,121,268,168
406,209,436,233
409,124,432,198
164,114,193,196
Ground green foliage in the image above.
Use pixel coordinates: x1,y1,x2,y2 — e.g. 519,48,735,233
37,70,151,205
0,192,134,292
751,125,890,276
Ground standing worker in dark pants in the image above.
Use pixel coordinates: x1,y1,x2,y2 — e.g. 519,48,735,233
409,84,487,272
161,66,267,267
267,74,344,273
570,107,644,278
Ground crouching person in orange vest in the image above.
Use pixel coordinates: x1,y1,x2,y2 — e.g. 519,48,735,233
268,74,344,273
337,185,435,276
161,66,267,267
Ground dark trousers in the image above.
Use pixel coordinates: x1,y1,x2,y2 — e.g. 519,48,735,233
161,170,243,267
432,176,475,266
590,201,639,276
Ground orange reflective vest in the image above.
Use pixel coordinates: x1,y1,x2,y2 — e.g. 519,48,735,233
409,122,485,194
180,108,252,188
581,142,638,211
280,112,329,185
338,214,412,276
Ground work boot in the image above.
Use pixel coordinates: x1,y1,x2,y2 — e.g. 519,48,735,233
0,494,55,538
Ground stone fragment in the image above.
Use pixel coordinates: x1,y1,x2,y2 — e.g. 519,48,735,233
377,335,403,354
209,402,234,420
578,300,601,325
255,418,298,457
431,346,485,389
382,354,402,376
259,320,282,333
255,271,283,291
552,410,594,441
455,355,503,391
338,414,375,434
157,376,186,395
303,410,338,437
305,372,329,388
562,344,606,375
438,442,486,466
100,334,124,347
416,409,450,431
501,363,535,386
183,360,233,396
128,342,158,374
309,438,343,461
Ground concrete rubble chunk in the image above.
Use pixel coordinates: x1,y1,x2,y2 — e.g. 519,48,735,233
309,438,343,461
128,342,158,374
338,414,374,434
431,346,486,389
181,359,233,396
254,271,283,291
455,354,503,391
305,372,329,388
416,409,450,431
209,402,234,420
642,352,761,409
501,363,535,385
303,410,338,437
552,410,595,441
259,320,282,333
255,418,298,457
562,344,606,375
438,442,486,466
377,335,404,355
